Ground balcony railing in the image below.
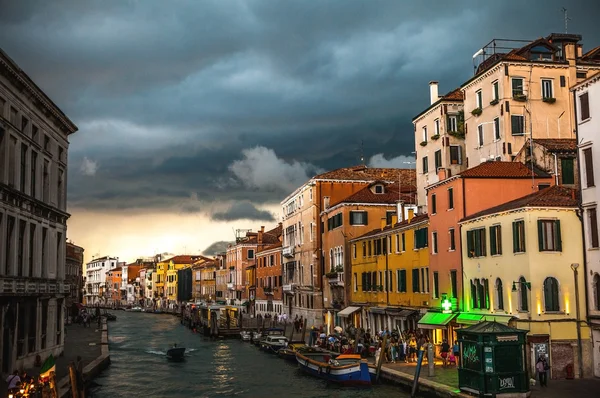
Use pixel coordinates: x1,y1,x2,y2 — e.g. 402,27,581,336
0,278,70,296
263,286,274,295
282,246,295,258
326,272,344,286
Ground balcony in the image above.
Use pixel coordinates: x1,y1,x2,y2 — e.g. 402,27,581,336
227,282,235,291
282,246,295,258
263,286,274,295
283,284,295,294
0,278,69,296
326,272,344,287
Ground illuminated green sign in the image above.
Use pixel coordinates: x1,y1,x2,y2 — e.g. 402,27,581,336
442,298,452,313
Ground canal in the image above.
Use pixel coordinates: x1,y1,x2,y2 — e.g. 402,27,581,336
93,312,414,397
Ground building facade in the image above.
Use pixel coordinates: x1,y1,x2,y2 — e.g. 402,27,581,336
460,186,591,379
256,235,283,317
84,256,119,306
164,255,196,306
65,241,84,308
0,48,78,372
573,72,600,377
106,267,122,307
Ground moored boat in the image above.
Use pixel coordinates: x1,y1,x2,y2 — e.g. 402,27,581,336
277,340,308,361
240,330,252,341
130,306,142,312
296,351,371,386
253,328,284,347
260,336,289,353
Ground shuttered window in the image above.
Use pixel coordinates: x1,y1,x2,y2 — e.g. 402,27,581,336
584,148,595,188
543,277,560,312
397,269,407,293
466,228,486,257
431,194,437,214
588,208,599,249
433,272,439,298
414,228,428,249
412,269,420,293
579,92,590,121
450,270,458,299
538,220,562,252
561,158,575,185
490,225,502,255
512,220,526,253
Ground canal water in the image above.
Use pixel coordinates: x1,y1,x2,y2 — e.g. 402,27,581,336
93,312,414,398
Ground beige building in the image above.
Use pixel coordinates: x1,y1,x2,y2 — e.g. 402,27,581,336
0,48,78,372
413,83,465,212
461,33,600,170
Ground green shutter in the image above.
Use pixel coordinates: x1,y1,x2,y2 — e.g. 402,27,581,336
424,228,429,247
555,220,562,252
446,115,451,131
537,220,544,251
512,222,518,253
481,229,487,256
467,230,474,257
474,230,481,257
490,226,497,255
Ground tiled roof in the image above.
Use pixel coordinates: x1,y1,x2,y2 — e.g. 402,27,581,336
162,255,197,264
108,267,122,273
263,224,282,245
352,213,429,241
459,161,549,178
330,182,416,207
314,166,416,185
534,139,577,152
461,185,578,222
582,45,600,61
257,241,283,254
442,88,464,101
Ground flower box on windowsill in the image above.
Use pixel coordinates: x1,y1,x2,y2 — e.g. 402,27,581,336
419,141,427,147
431,134,440,140
543,97,556,104
471,107,482,116
448,131,465,139
513,94,527,102
490,99,499,106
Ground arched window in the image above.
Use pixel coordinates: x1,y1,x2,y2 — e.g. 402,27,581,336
329,249,334,268
496,278,504,310
543,277,560,312
595,274,600,310
519,276,528,311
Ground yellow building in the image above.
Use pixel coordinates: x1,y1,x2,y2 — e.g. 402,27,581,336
459,185,591,379
163,255,196,304
348,211,429,334
154,260,167,304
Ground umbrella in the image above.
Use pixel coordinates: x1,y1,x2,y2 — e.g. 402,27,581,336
334,326,343,333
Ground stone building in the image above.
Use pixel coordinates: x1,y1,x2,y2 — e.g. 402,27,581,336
65,241,84,309
0,48,78,372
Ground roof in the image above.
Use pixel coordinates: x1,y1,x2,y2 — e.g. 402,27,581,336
534,139,577,152
457,320,526,335
263,224,282,245
582,45,600,62
313,166,415,185
459,161,550,178
461,185,578,222
107,267,122,273
328,182,416,208
257,241,283,254
412,88,464,122
352,213,429,241
161,255,198,264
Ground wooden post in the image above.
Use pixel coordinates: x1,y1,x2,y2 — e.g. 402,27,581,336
68,363,78,398
50,371,59,398
375,334,388,383
300,320,307,343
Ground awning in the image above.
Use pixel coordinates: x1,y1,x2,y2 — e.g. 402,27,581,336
386,309,417,318
337,306,361,317
417,312,457,330
369,307,386,314
483,314,513,325
456,313,484,325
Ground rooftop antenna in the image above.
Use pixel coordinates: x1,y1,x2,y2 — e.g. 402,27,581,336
562,8,571,33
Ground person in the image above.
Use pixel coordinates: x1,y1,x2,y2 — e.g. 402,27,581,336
409,336,417,362
536,356,549,387
440,339,450,367
96,305,101,327
453,340,460,362
6,370,21,393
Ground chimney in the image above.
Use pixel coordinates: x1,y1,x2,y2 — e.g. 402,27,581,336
258,226,264,245
397,200,405,222
407,209,415,223
429,81,439,105
391,215,398,225
380,218,387,231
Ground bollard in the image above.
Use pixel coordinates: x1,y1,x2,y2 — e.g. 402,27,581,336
427,343,435,377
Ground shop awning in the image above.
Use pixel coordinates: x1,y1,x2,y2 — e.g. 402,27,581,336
456,313,484,325
483,314,513,325
417,312,457,330
369,307,386,314
386,309,417,318
337,306,361,317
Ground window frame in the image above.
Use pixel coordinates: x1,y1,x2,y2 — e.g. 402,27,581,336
477,124,484,147
492,80,499,101
476,89,482,109
490,224,502,256
541,78,553,99
588,207,599,249
583,147,595,188
511,77,524,97
422,156,428,174
449,228,456,251
430,194,437,214
543,277,560,312
449,145,462,165
448,188,454,210
431,231,438,255
579,92,590,121
493,117,500,141
538,219,562,252
434,118,440,135
512,220,526,253
511,114,525,135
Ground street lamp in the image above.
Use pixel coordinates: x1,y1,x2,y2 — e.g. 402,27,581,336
571,263,584,378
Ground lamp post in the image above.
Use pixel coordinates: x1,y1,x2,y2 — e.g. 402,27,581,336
571,263,584,378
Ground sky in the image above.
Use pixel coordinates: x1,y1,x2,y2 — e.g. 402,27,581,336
1,0,599,264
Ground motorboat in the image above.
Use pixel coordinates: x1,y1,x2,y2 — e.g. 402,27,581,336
253,328,285,347
130,306,142,312
296,351,371,386
167,345,186,361
240,331,252,341
278,340,308,362
260,336,289,354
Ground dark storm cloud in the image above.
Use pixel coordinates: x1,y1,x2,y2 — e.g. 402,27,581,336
2,0,599,210
211,201,276,222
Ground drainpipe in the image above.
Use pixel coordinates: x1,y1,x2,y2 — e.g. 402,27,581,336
460,178,467,312
553,153,559,185
572,264,584,379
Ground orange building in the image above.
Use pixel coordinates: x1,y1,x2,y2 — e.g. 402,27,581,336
256,226,283,316
424,162,554,337
191,256,214,301
106,267,122,307
320,181,417,323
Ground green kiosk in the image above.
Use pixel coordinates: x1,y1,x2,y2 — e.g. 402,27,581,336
457,321,530,397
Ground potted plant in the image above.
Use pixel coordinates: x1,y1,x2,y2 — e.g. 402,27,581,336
543,97,556,104
513,93,527,101
420,141,427,147
334,265,344,273
431,134,440,140
490,99,499,106
471,107,482,116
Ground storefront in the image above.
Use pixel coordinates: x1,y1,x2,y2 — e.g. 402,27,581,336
417,311,458,345
336,306,361,332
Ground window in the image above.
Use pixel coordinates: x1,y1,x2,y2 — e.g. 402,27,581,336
10,107,18,125
433,272,439,298
579,92,589,121
412,269,420,293
541,79,553,99
432,232,438,254
310,222,315,242
374,184,384,194
448,116,458,132
422,126,427,142
30,151,37,199
386,211,395,225
327,213,343,230
448,188,454,210
561,158,575,185
362,242,366,257
594,274,600,310
476,89,482,109
434,150,442,171
450,270,457,299
395,234,400,252
492,80,499,100
349,211,367,226
431,194,437,214
449,228,456,251
589,208,599,249
538,220,562,252
490,225,502,255
354,273,357,292
512,220,526,253
496,278,504,310
543,277,560,312
478,124,484,146
466,228,486,257
397,269,407,292
414,228,428,249
352,244,357,259
20,143,27,192
449,145,462,165
434,119,440,135
247,249,255,259
493,117,500,141
511,78,524,97
309,188,313,201
511,115,524,135
583,148,595,188
401,232,406,251
422,156,428,174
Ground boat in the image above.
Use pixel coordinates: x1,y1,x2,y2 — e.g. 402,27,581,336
253,328,285,347
240,331,252,341
166,345,186,361
296,351,371,386
260,336,289,353
130,306,142,312
277,340,308,361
